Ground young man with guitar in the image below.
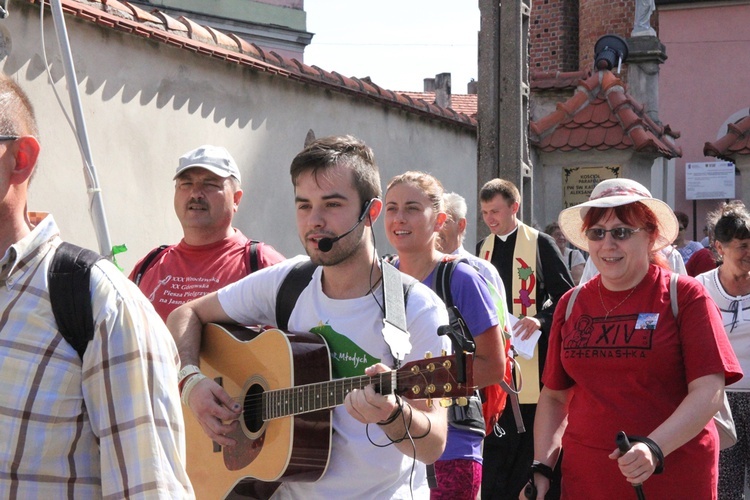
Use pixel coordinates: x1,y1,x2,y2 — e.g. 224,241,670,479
168,135,455,498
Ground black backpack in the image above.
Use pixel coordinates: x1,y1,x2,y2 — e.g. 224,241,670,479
48,242,103,359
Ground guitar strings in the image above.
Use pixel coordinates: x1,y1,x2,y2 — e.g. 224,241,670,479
229,361,465,419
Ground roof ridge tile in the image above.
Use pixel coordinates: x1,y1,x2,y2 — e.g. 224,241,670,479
121,1,161,24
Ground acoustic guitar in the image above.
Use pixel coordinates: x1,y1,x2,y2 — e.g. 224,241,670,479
184,323,475,499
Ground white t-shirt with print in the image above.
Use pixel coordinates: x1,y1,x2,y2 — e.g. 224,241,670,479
218,255,450,499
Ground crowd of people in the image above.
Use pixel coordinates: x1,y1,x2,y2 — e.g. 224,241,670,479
1,71,746,500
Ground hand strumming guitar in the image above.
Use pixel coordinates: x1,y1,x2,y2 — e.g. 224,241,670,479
185,377,242,447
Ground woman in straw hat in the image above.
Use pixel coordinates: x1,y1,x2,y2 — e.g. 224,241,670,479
525,178,741,499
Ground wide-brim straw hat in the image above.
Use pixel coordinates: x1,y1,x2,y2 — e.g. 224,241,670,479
558,178,678,252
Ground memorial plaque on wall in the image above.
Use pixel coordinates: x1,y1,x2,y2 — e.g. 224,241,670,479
562,166,620,208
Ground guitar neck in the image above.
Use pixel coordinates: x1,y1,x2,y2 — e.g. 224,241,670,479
262,372,395,420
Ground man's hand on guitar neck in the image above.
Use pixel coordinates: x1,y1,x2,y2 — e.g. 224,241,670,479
345,363,403,426
344,363,448,465
187,377,242,447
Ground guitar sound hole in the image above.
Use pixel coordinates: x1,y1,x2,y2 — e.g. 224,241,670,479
244,383,264,433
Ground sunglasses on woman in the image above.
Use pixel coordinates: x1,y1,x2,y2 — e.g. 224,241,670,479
584,227,642,241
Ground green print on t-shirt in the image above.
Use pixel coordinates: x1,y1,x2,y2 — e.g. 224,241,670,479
310,324,379,379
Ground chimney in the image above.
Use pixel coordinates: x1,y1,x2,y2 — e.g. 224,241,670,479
424,78,436,92
434,72,451,109
467,79,477,95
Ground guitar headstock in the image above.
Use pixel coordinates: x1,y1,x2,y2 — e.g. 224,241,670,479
394,353,475,400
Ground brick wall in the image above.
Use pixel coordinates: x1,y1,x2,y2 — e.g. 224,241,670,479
578,0,635,73
530,0,579,72
530,1,657,77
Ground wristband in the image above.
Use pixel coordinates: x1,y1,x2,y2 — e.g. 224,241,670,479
530,460,555,481
629,435,664,474
178,364,201,386
180,373,207,407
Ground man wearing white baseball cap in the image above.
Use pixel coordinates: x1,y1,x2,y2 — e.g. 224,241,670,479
129,145,285,321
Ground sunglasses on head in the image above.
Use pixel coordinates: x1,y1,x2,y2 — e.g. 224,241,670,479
584,227,642,241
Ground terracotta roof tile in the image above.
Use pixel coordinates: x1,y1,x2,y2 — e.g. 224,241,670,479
122,2,161,24
586,124,607,146
704,113,750,161
529,69,681,158
591,102,611,125
46,0,476,130
573,102,594,125
601,120,620,147
204,26,238,51
398,91,478,118
102,0,133,17
530,70,590,91
149,10,186,33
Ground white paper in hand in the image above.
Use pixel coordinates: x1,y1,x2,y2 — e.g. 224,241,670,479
508,314,542,360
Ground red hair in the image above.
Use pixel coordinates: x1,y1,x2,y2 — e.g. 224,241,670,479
582,202,670,269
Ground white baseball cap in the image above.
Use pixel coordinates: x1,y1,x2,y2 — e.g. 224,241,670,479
175,145,241,182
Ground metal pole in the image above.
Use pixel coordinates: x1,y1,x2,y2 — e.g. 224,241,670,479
48,0,113,258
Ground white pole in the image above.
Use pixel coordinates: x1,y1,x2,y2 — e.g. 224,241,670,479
48,0,113,258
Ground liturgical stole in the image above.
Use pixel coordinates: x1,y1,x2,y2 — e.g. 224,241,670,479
479,222,541,403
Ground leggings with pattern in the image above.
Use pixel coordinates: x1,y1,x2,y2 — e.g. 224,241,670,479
718,391,750,499
430,459,482,500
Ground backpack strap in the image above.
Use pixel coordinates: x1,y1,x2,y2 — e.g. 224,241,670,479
133,244,170,286
434,259,458,308
564,284,584,321
670,272,679,318
275,260,317,331
565,274,679,320
247,240,260,273
48,242,103,360
274,259,415,364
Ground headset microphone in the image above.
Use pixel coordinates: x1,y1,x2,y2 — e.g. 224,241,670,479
318,199,375,253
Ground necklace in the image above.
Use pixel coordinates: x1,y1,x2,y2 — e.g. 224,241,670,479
598,279,638,320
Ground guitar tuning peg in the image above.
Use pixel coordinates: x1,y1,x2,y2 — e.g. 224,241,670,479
439,398,452,408
424,351,433,359
441,349,447,357
426,398,433,408
455,397,468,406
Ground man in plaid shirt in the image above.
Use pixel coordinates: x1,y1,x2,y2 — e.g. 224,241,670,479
0,74,193,498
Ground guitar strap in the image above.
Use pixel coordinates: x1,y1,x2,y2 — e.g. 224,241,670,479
381,259,411,369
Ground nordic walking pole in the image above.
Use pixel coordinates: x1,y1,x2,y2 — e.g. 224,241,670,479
617,431,646,500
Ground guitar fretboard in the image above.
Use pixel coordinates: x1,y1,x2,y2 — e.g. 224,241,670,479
262,371,397,420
